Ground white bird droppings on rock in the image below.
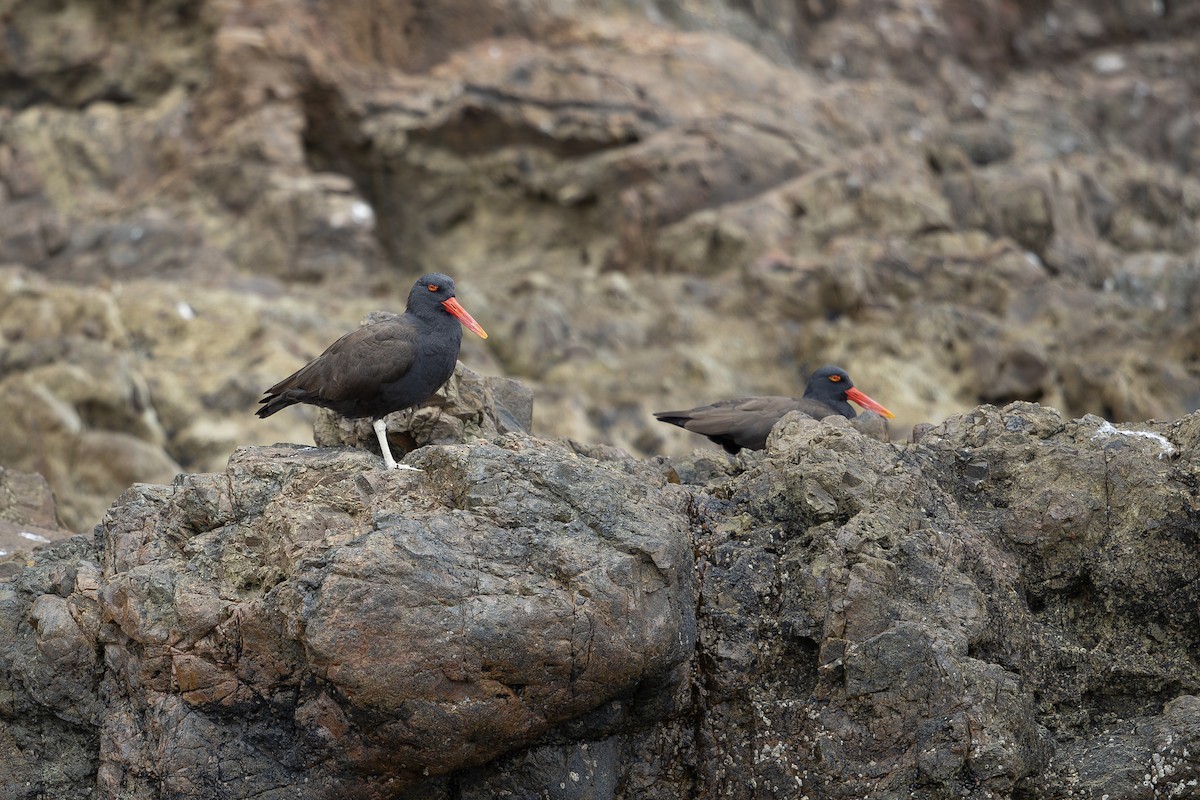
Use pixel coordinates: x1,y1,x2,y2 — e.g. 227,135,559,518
1090,420,1176,458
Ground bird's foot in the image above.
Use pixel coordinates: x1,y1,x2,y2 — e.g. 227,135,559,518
379,451,422,472
373,418,422,472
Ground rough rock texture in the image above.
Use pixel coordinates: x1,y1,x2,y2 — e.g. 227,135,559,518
2,401,1198,798
2,0,1200,532
3,0,1200,791
90,438,691,799
0,466,69,575
678,404,1200,799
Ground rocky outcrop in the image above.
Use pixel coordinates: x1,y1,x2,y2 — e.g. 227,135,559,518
2,0,1200,533
680,405,1200,798
2,435,694,799
2,1,1199,793
2,401,1198,799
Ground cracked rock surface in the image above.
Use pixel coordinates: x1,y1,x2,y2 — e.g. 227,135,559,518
2,402,1198,798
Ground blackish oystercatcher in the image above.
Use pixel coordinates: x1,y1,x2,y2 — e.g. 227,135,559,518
256,273,488,470
654,365,895,454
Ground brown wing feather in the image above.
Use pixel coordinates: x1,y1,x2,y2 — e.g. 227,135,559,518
267,320,419,404
654,396,798,451
679,397,797,444
654,395,848,453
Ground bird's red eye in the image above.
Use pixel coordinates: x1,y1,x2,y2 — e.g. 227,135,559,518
428,284,439,292
829,374,842,382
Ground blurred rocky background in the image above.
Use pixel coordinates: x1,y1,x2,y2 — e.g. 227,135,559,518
2,1,1200,797
1,0,1199,534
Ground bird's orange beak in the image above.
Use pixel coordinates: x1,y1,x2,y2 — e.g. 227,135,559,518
442,297,488,339
845,387,895,419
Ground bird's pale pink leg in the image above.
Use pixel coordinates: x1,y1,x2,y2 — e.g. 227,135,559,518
373,418,421,471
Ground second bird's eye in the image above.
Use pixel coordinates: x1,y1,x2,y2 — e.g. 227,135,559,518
829,375,842,383
428,284,439,292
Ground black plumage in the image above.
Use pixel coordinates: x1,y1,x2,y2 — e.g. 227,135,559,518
257,273,487,469
654,365,894,454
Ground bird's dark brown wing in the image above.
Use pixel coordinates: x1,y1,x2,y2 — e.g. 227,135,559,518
655,396,805,452
265,319,420,404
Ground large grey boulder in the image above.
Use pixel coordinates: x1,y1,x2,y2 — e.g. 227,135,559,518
87,436,692,798
672,404,1200,798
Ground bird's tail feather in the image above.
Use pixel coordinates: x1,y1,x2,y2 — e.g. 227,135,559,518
255,394,294,418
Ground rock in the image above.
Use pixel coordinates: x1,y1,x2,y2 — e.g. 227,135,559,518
0,467,71,572
1028,694,1200,797
2,0,1200,791
0,194,68,267
3,402,1198,798
674,404,1200,798
927,121,1015,171
971,338,1052,404
0,0,210,106
44,210,237,285
0,287,182,530
0,534,104,795
2,0,1200,508
80,437,694,797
